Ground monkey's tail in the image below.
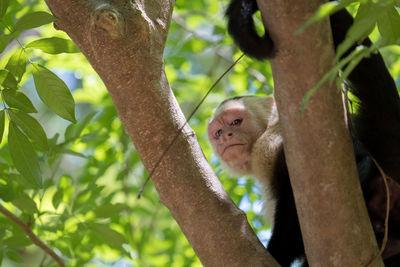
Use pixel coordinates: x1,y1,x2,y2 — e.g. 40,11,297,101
226,0,274,60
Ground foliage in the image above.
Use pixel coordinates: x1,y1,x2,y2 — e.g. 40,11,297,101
0,0,398,266
299,0,400,109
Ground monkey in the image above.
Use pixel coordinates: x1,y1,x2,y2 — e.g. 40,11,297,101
208,95,400,266
206,1,400,266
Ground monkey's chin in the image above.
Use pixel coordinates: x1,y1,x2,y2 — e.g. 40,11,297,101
220,158,252,177
221,144,248,160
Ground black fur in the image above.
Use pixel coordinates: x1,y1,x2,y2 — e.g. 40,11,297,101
226,1,400,266
226,0,274,59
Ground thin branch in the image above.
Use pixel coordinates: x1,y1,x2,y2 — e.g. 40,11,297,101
0,204,65,267
368,157,390,265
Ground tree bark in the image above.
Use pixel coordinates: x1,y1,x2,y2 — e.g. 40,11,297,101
256,0,383,266
43,0,278,266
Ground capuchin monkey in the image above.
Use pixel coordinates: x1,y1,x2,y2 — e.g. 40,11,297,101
207,1,400,266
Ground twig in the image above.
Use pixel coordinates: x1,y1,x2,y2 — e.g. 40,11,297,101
370,157,390,257
0,204,65,267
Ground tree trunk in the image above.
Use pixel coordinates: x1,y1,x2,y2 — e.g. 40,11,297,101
43,0,278,266
257,0,383,265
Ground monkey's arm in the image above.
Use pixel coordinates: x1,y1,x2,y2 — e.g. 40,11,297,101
330,10,400,180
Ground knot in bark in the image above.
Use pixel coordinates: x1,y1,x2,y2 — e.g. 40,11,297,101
92,4,124,39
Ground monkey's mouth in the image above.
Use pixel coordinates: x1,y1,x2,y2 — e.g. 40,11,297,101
222,144,246,156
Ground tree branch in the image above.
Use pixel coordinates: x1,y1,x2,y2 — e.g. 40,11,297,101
43,0,278,265
0,204,65,267
256,0,382,265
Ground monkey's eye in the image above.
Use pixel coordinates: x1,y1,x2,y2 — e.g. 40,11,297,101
215,129,222,138
231,119,242,126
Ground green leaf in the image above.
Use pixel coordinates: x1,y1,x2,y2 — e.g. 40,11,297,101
31,63,76,122
5,49,27,82
52,188,63,209
26,37,80,54
0,248,3,266
3,89,37,113
65,112,96,141
0,183,14,201
296,0,353,34
9,109,47,150
4,232,32,248
14,11,57,32
94,203,126,218
0,34,13,54
58,149,86,158
0,110,4,143
301,47,364,113
8,122,42,188
11,192,38,214
5,250,23,263
0,0,9,17
0,69,18,89
378,6,400,45
6,173,37,188
89,224,126,250
336,3,385,60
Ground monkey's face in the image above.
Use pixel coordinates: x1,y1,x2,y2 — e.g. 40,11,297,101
207,101,263,175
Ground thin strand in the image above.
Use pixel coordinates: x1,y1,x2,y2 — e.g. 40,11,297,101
138,54,244,198
343,86,390,267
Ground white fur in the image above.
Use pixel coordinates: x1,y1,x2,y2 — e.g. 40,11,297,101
251,121,282,229
209,97,283,229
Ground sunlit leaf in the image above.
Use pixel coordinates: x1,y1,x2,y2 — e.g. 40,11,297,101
5,49,27,82
3,89,37,113
89,224,126,250
14,11,57,32
52,188,63,209
26,37,80,54
336,3,385,60
0,110,4,143
11,192,38,214
31,63,76,123
8,122,42,188
0,0,9,17
0,34,13,54
0,69,18,89
378,6,400,45
9,109,47,150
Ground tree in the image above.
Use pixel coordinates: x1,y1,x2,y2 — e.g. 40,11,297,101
0,0,399,266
